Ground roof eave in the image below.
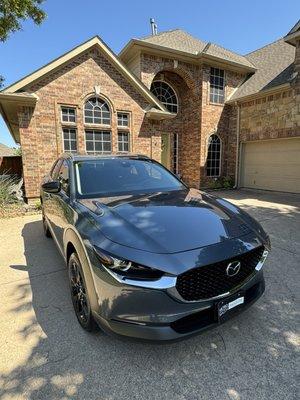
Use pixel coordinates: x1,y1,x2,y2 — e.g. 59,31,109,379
284,30,300,46
226,82,291,104
1,36,167,113
200,53,256,73
120,39,200,64
120,39,256,72
145,108,176,120
0,93,38,144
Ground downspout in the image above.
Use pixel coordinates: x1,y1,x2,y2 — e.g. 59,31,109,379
234,101,240,188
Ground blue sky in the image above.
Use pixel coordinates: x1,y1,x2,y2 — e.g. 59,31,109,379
0,0,299,147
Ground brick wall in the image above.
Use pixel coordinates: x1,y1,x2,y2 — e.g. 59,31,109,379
137,53,245,188
199,65,244,187
18,47,162,199
139,54,202,187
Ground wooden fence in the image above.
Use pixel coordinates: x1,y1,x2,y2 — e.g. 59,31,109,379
0,156,22,177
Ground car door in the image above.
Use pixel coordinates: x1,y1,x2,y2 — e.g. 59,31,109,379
48,159,74,250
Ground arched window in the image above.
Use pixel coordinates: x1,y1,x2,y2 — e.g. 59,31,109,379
84,97,111,125
150,81,178,113
206,134,221,177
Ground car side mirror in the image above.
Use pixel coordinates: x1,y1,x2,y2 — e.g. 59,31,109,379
42,180,61,193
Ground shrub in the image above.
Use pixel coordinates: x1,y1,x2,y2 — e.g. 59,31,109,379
34,199,42,210
208,176,235,190
0,174,20,205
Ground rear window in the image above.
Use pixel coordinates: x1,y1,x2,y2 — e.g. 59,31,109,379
74,158,184,198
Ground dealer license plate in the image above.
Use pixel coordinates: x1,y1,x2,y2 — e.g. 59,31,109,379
218,296,244,319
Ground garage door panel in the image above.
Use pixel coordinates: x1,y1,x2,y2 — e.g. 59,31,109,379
240,139,300,193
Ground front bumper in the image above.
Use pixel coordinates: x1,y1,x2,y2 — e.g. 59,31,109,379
91,267,265,342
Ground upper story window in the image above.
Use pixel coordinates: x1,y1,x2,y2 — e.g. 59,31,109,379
210,67,225,104
206,134,221,177
150,81,178,113
61,107,76,123
117,112,130,128
84,97,111,125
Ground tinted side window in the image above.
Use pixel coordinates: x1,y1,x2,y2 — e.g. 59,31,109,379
51,160,62,179
57,160,69,194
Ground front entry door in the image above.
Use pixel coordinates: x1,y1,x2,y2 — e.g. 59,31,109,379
161,133,170,170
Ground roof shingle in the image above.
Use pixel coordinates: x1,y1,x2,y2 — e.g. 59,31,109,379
139,29,255,69
229,39,295,101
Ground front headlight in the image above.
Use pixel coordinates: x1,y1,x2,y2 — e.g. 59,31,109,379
94,247,163,280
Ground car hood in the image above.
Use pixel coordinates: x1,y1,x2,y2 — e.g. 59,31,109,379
79,189,254,254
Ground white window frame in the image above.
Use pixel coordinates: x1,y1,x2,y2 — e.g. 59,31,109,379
117,131,130,153
85,130,112,155
117,112,130,128
62,127,77,154
84,97,111,126
150,80,179,114
206,134,222,177
61,107,76,123
209,68,225,104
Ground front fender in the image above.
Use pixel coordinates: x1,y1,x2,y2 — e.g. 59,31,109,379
63,226,99,312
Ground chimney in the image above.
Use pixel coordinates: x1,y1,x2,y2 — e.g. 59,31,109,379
150,18,158,35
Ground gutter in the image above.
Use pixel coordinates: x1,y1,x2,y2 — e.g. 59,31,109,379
234,102,241,188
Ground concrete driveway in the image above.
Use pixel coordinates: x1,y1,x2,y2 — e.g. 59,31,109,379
0,189,299,400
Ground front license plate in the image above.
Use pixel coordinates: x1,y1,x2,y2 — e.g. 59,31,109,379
218,296,244,319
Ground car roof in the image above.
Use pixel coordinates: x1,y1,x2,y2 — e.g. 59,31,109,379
60,153,151,162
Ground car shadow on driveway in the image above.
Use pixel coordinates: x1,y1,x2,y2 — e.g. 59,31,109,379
1,190,299,400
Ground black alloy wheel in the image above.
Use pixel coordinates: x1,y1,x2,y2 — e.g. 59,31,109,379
68,253,97,331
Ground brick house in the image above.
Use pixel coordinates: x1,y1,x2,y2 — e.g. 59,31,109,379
0,20,299,201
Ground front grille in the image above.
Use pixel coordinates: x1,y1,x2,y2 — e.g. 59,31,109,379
176,246,264,301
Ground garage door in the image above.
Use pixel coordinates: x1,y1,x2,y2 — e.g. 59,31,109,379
240,138,300,193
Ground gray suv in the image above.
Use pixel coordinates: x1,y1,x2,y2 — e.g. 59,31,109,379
40,154,270,342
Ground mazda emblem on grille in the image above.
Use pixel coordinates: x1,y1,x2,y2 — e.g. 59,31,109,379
226,261,241,277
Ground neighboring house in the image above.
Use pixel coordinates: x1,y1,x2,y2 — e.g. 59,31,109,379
0,143,15,156
0,20,299,202
0,143,22,176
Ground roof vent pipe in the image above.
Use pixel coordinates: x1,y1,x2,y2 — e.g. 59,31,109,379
150,18,158,35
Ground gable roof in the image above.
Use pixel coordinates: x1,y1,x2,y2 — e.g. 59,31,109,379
1,36,169,114
284,19,300,45
1,36,175,143
120,29,256,72
228,39,295,102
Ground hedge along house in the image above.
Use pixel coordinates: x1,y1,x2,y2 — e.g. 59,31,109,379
0,20,299,202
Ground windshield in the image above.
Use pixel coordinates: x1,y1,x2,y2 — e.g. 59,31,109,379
75,158,185,198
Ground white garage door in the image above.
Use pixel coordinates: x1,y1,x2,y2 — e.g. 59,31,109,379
240,138,300,193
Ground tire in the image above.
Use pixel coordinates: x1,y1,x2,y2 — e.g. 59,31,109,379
42,214,52,238
68,252,97,332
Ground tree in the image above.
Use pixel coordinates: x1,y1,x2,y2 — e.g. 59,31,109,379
13,146,22,156
0,0,46,87
0,0,46,41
